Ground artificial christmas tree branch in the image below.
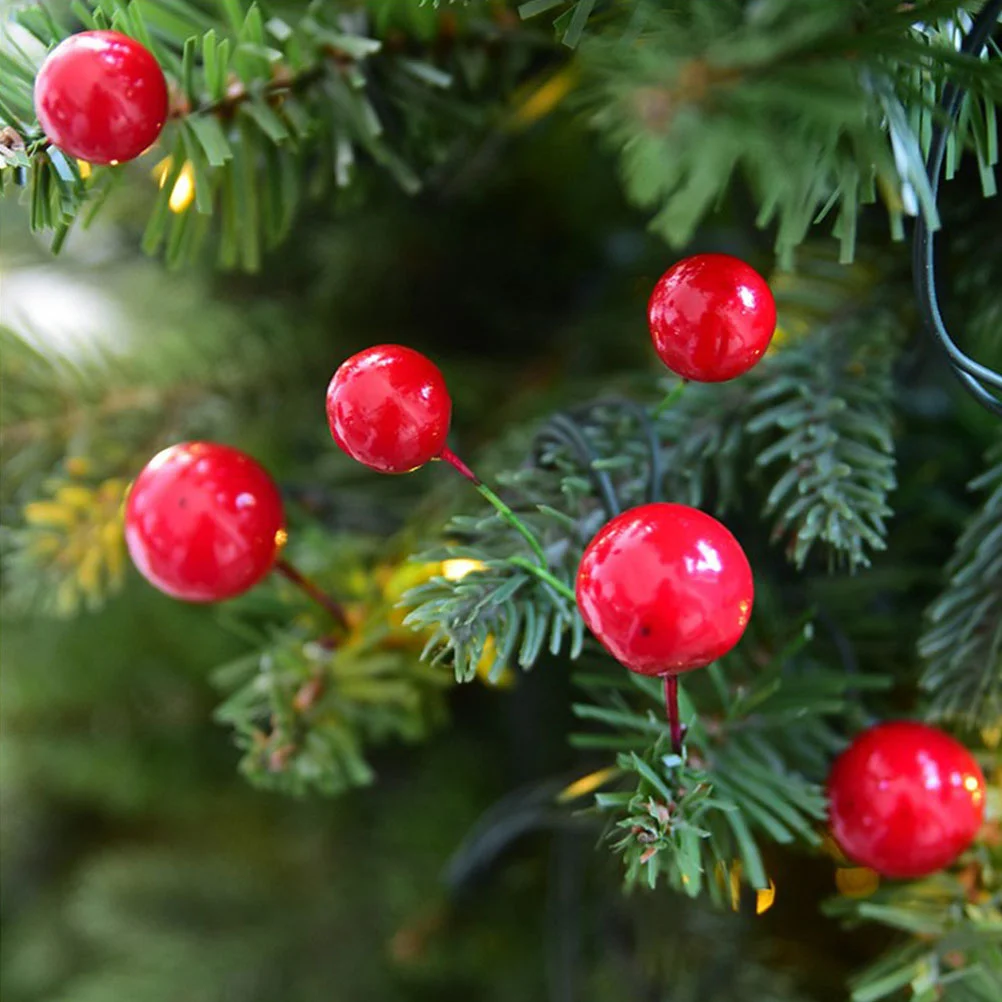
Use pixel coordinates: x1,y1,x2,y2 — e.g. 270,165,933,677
4,1,1001,269
0,0,501,266
577,0,1002,263
212,543,453,796
4,3,1002,998
441,445,550,567
920,445,1002,728
404,260,902,687
568,612,877,895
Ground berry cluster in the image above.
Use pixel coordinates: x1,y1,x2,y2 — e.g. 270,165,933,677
24,27,986,890
119,228,984,877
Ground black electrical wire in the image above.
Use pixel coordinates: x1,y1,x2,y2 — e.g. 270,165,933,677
912,0,1002,416
538,412,623,517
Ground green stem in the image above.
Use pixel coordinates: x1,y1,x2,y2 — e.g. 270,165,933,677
475,482,550,568
652,379,688,417
510,557,577,604
440,446,549,568
439,447,577,604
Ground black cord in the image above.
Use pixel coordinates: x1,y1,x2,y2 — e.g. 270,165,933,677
605,398,663,504
912,0,1002,416
536,412,623,517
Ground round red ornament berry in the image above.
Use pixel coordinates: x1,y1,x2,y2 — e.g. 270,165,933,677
828,721,986,879
576,503,754,675
34,30,168,165
326,344,452,474
125,442,285,602
648,254,776,382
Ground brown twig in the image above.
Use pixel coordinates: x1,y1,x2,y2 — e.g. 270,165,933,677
274,557,349,629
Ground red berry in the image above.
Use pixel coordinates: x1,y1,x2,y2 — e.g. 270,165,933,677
125,442,285,602
576,503,754,675
34,30,168,165
828,721,986,879
326,345,452,474
648,254,776,382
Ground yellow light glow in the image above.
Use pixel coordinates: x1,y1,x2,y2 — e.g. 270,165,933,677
729,862,742,911
963,774,985,806
168,162,196,213
152,156,173,187
441,558,487,581
274,528,289,550
835,867,880,898
556,766,621,803
819,830,848,863
513,68,577,127
755,879,777,915
474,635,515,688
737,598,751,627
766,323,796,355
66,456,91,478
77,160,92,179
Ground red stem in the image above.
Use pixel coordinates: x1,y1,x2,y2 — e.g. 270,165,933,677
664,674,683,756
274,558,348,630
439,445,480,485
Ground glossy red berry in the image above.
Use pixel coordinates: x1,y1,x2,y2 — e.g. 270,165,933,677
326,345,452,474
828,721,986,879
125,442,285,602
34,30,168,165
576,503,754,675
648,254,776,382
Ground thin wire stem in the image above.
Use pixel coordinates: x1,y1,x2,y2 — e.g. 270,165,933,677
440,446,550,569
664,674,683,756
439,445,479,483
510,556,577,604
274,558,348,629
652,380,688,418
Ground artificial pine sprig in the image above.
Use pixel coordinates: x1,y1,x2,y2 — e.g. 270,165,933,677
824,840,1002,1002
0,0,504,266
920,444,1002,728
402,301,901,689
576,0,1002,262
570,609,890,895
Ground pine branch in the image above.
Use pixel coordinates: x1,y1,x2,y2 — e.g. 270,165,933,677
920,445,1002,728
214,634,449,797
0,295,328,613
0,281,316,492
518,0,611,48
747,310,900,571
403,512,583,683
577,0,1002,262
212,542,452,797
570,607,890,896
824,859,1002,1002
0,0,501,268
403,255,899,674
2,472,128,617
